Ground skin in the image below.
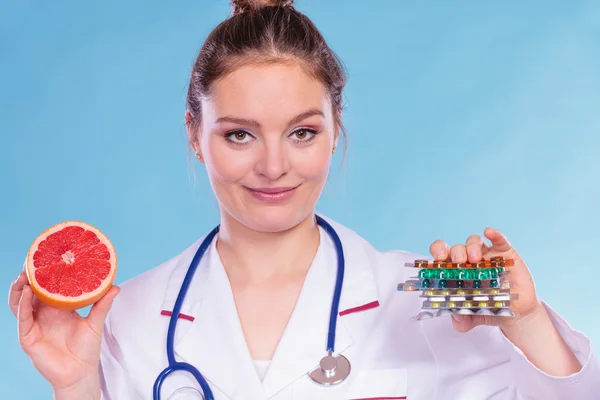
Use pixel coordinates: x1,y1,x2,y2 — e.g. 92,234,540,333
430,232,582,376
8,268,119,400
8,62,581,400
189,62,338,359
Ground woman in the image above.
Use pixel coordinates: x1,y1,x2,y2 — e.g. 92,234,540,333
9,1,599,399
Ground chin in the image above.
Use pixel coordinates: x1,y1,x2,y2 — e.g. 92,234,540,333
235,206,312,233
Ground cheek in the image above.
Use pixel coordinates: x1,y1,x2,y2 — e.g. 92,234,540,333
204,137,251,184
292,147,331,182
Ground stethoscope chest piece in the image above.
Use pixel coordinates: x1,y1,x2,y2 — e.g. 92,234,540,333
308,352,351,386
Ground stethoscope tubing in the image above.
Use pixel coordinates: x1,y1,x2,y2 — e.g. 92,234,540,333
317,216,345,353
154,226,219,400
153,215,343,400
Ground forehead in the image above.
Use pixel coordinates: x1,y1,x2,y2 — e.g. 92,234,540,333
205,63,331,119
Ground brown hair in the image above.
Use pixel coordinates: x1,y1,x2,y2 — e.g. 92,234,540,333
186,0,347,152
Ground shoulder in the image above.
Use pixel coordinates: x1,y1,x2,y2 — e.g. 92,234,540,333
105,236,204,334
322,215,427,287
321,214,429,323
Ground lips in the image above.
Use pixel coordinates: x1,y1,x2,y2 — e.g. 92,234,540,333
245,185,299,202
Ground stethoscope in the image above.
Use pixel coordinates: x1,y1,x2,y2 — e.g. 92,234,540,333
153,215,350,400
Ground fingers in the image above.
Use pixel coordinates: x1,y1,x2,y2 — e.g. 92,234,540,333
87,286,120,335
9,272,28,317
17,284,36,344
465,234,489,263
431,228,510,264
449,244,467,262
484,227,513,252
451,314,502,333
430,241,469,262
429,240,450,260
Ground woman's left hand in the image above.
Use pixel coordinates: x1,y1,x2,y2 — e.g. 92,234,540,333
429,227,543,333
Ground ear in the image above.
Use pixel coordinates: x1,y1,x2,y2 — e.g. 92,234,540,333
333,122,341,154
186,110,204,163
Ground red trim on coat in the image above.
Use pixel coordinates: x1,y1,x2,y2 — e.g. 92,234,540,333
160,310,195,322
350,397,406,400
339,300,380,316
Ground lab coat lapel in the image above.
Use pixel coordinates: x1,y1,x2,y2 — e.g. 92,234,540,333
261,216,380,398
160,236,266,399
159,216,381,399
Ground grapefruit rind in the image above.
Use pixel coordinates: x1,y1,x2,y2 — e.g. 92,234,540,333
25,221,117,311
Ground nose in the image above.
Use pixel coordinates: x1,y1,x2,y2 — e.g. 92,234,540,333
255,139,289,181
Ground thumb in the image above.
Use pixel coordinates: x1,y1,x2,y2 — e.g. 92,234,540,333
483,227,513,253
87,285,120,332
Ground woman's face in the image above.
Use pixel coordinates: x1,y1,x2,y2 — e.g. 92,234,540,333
191,63,338,233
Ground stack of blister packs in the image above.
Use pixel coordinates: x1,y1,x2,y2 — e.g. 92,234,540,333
397,256,518,320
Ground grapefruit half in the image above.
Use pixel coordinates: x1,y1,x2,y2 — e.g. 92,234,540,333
25,221,117,310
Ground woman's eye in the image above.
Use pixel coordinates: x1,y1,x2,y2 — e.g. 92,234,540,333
291,129,316,141
226,131,253,144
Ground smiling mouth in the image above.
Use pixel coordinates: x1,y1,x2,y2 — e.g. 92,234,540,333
244,185,300,202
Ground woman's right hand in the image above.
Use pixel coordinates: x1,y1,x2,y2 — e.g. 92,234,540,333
8,269,120,397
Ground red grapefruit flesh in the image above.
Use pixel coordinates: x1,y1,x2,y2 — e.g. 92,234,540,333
25,221,117,310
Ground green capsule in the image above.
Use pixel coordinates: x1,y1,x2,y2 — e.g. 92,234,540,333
491,269,498,279
448,269,460,279
465,270,476,280
419,270,426,278
473,280,482,288
478,270,490,280
490,279,499,288
422,279,431,288
438,279,447,288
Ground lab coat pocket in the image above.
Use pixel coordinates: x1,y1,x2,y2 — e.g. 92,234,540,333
344,368,407,400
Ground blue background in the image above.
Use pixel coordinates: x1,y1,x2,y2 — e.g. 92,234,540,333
1,0,599,397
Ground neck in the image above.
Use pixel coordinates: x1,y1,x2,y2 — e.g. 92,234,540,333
216,212,320,282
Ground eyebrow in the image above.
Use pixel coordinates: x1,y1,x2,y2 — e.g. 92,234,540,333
214,108,325,129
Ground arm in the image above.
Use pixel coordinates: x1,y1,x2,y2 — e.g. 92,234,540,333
500,301,600,399
54,380,101,400
500,302,581,376
428,228,600,398
422,307,599,400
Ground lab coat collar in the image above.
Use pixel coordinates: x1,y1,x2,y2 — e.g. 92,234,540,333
261,215,380,398
159,214,380,399
160,236,266,398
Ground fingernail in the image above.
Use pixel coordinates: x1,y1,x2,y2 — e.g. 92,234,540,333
453,253,465,262
435,252,445,260
469,250,478,259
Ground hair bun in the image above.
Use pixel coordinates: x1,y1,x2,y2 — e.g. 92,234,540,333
230,0,294,16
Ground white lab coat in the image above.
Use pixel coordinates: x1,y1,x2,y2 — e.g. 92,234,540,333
100,215,600,399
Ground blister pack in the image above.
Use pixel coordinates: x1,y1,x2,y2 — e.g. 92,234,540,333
397,256,519,321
